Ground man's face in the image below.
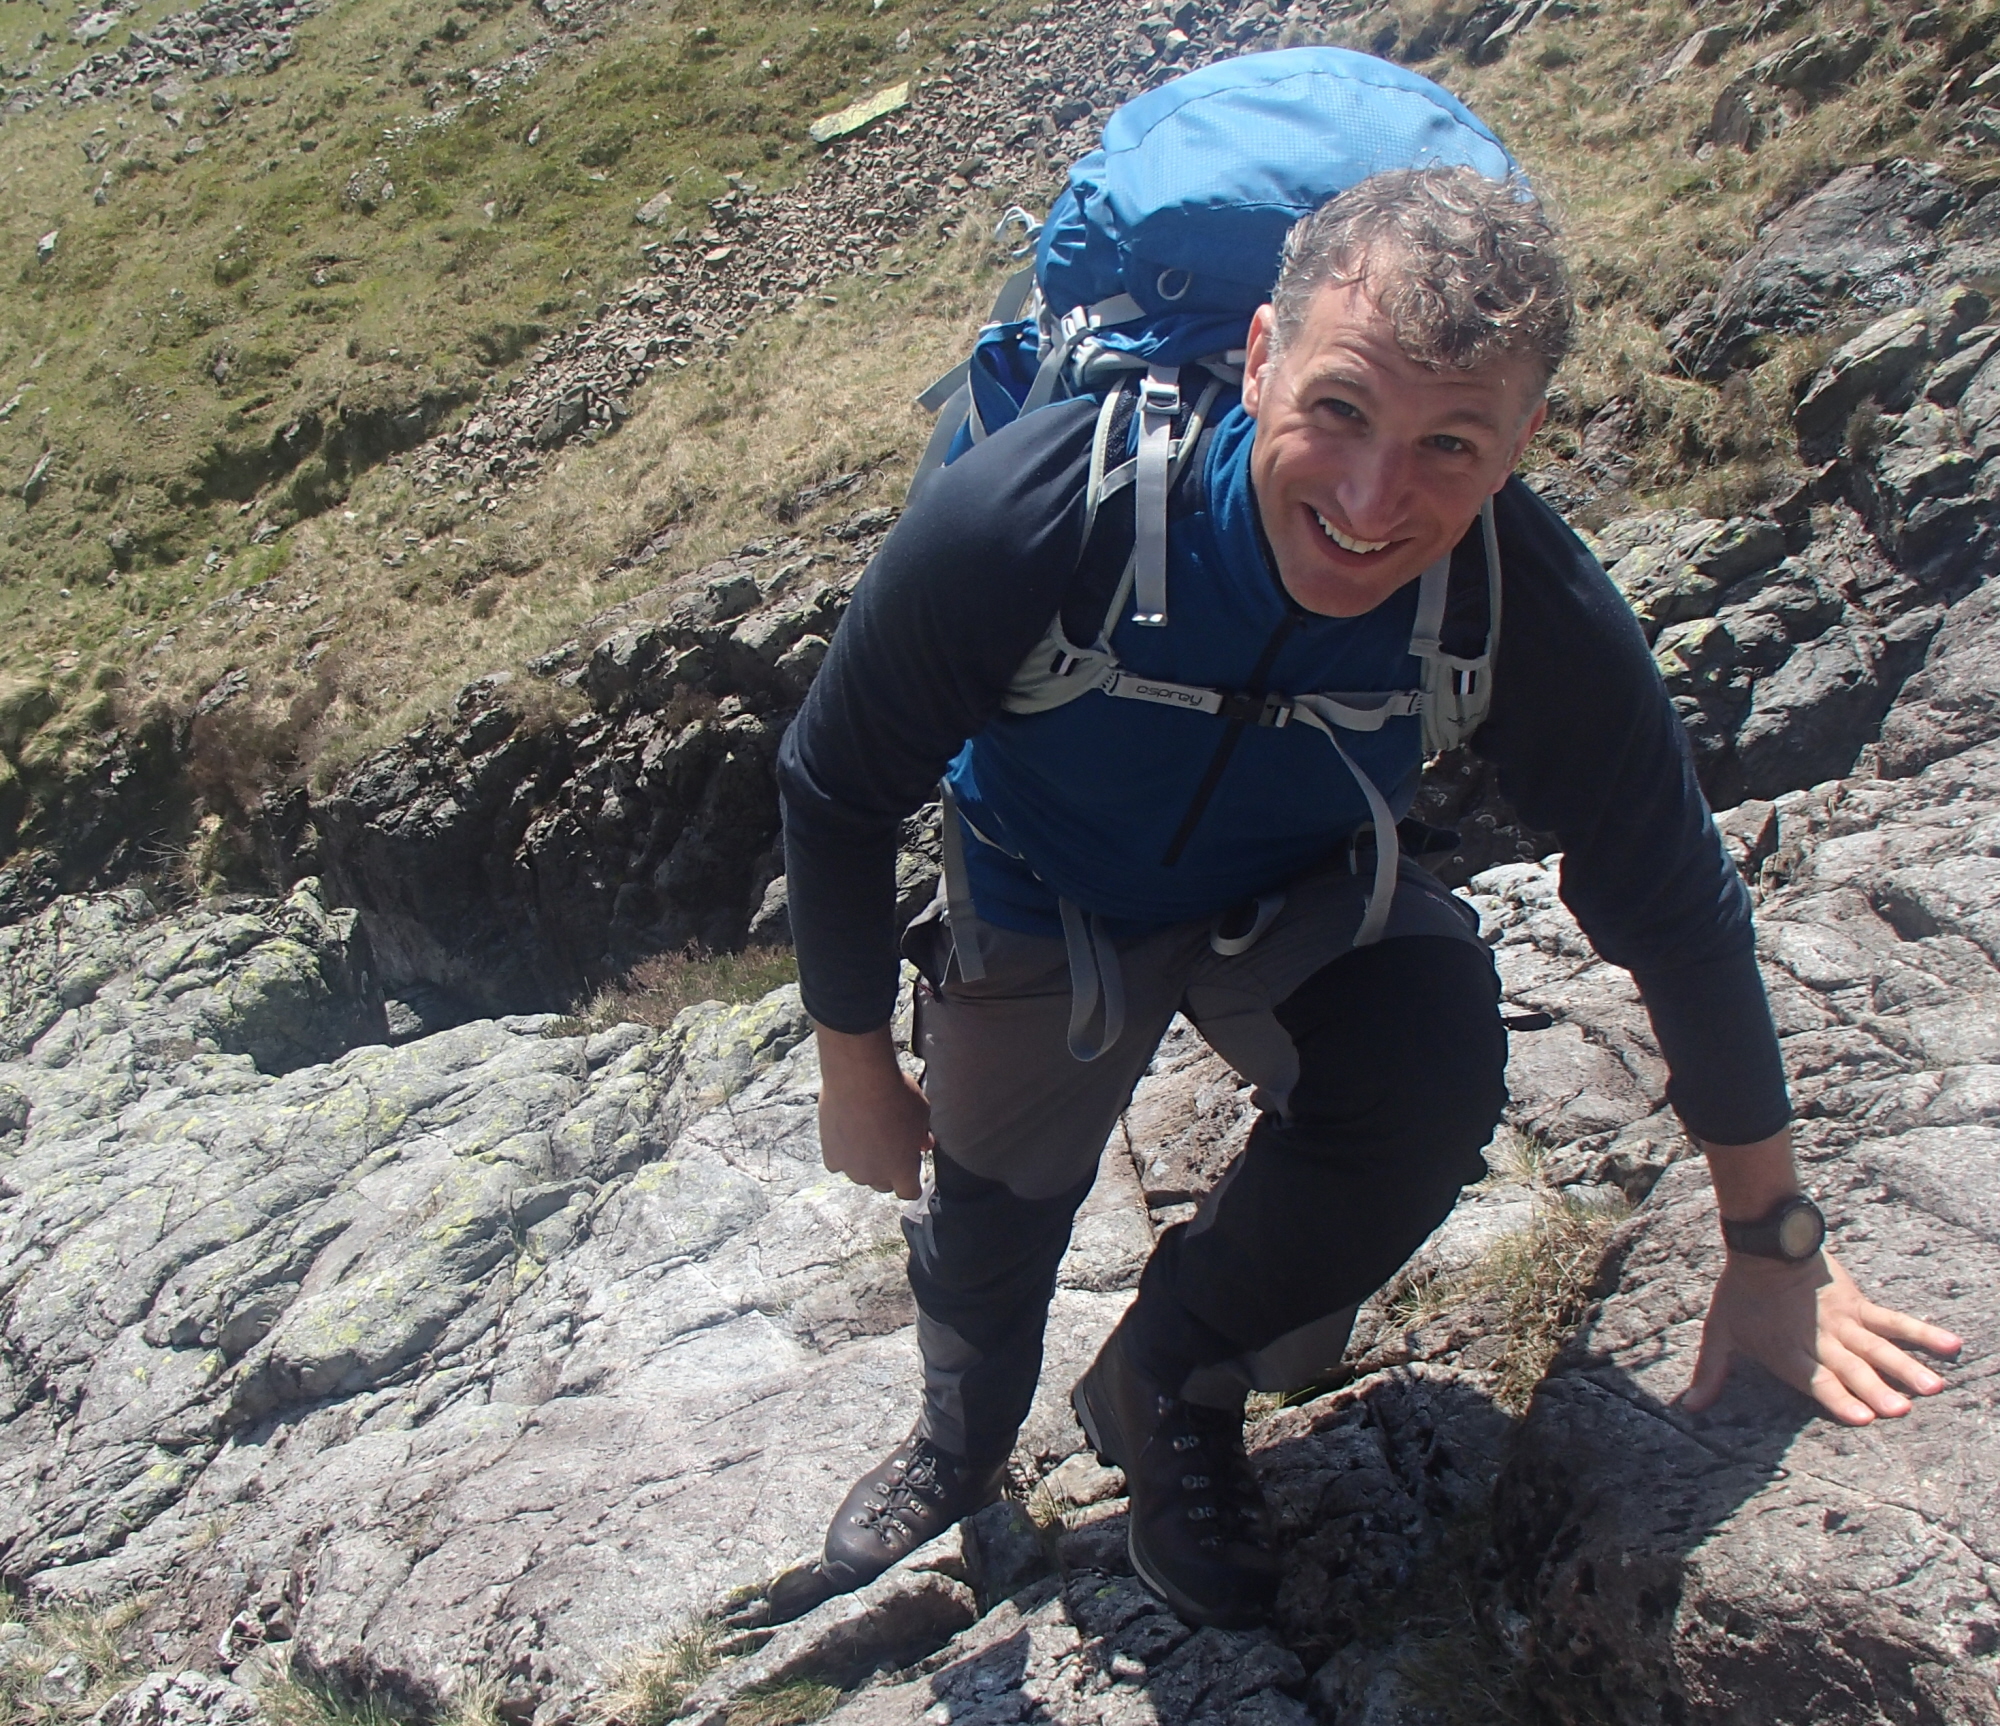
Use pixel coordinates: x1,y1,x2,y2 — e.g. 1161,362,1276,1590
1241,271,1548,618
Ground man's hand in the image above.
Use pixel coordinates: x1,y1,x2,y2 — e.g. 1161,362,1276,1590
1681,1127,1963,1424
1681,1248,1962,1424
813,1020,931,1202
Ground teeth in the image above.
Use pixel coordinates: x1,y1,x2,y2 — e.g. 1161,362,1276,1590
1314,511,1388,555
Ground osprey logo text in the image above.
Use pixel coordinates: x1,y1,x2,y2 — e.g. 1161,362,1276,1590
1133,680,1207,708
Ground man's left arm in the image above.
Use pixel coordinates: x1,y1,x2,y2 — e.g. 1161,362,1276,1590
1473,479,1961,1424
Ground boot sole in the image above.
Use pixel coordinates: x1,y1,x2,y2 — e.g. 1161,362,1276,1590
1071,1369,1268,1633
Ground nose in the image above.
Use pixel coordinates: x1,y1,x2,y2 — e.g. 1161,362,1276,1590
1330,442,1415,538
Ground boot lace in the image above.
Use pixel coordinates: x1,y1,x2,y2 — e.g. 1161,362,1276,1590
1161,1401,1270,1554
855,1440,956,1546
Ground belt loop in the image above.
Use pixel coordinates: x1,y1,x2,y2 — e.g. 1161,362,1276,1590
1208,891,1286,957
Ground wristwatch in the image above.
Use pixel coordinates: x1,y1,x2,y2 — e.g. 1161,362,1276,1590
1722,1194,1826,1262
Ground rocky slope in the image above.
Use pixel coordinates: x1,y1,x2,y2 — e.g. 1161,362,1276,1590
1499,633,2000,1723
3,479,1996,1726
8,598,1998,1722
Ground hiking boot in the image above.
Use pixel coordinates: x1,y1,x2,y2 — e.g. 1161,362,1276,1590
819,1427,1008,1595
1071,1327,1280,1630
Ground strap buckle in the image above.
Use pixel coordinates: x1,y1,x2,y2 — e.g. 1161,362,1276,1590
1216,690,1293,727
1140,376,1181,416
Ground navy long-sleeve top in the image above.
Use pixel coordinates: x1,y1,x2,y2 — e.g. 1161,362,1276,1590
778,398,1792,1147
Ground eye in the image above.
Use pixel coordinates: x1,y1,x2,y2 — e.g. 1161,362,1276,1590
1426,432,1474,455
1315,395,1363,422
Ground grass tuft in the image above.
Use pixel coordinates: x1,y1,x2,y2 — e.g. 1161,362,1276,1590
1384,1513,1543,1726
0,1595,153,1726
1480,1193,1627,1413
595,1617,723,1726
570,941,799,1033
255,1657,418,1726
724,1677,841,1726
438,1677,507,1726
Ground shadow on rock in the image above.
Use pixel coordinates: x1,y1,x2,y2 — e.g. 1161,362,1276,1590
1496,1152,1993,1726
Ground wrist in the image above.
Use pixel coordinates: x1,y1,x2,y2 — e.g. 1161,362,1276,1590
812,1021,905,1092
1698,1126,1803,1222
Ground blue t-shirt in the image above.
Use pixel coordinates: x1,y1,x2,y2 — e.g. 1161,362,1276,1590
948,407,1424,937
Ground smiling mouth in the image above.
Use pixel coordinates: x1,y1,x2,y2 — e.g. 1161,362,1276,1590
1312,510,1391,555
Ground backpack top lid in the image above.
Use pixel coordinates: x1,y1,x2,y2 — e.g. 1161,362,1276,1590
1036,47,1517,365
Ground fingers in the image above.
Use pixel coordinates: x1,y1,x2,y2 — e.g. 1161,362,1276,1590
1678,1320,1734,1413
1681,1266,1963,1425
1803,1324,1958,1423
1838,1315,1949,1398
1802,1349,1886,1426
1854,1299,1963,1360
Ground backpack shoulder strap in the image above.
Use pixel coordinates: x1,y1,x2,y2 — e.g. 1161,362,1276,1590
1001,369,1223,715
1412,496,1502,754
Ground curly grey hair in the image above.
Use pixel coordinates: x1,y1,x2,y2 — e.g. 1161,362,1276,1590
1270,165,1573,383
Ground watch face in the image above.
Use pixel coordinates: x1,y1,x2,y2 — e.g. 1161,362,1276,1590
1777,1201,1825,1260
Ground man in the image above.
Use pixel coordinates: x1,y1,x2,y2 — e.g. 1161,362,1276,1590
774,166,1961,1631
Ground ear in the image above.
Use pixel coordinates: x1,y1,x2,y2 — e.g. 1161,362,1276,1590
1242,304,1278,419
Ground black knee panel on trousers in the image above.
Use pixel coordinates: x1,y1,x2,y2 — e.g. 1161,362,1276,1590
904,1149,1095,1356
1138,934,1509,1383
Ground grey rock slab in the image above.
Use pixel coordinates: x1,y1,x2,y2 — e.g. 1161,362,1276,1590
0,867,1163,1718
1952,345,2000,462
1793,305,1931,460
1750,25,1875,99
1735,614,1941,799
1879,578,2000,777
680,1545,979,1723
1059,1127,1155,1296
1498,1157,2000,1726
1667,161,1961,380
1497,735,2000,1725
1658,25,1734,79
1121,1018,1254,1216
0,877,384,1075
1852,396,1995,583
1020,1287,1134,1466
818,1571,1308,1726
0,907,941,1714
93,1670,266,1726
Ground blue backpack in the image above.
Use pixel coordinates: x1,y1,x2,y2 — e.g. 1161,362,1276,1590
915,49,1525,990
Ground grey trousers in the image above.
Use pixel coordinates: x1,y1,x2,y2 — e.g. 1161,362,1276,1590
898,857,1508,1461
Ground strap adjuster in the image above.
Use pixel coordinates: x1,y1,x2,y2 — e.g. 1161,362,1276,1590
1140,377,1181,416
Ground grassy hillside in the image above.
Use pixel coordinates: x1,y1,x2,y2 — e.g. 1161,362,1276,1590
0,0,1995,873
0,0,1031,793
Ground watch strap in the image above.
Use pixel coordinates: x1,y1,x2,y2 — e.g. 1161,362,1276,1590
1722,1194,1825,1261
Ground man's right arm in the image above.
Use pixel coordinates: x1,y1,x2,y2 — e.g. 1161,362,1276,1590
776,401,1103,1181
